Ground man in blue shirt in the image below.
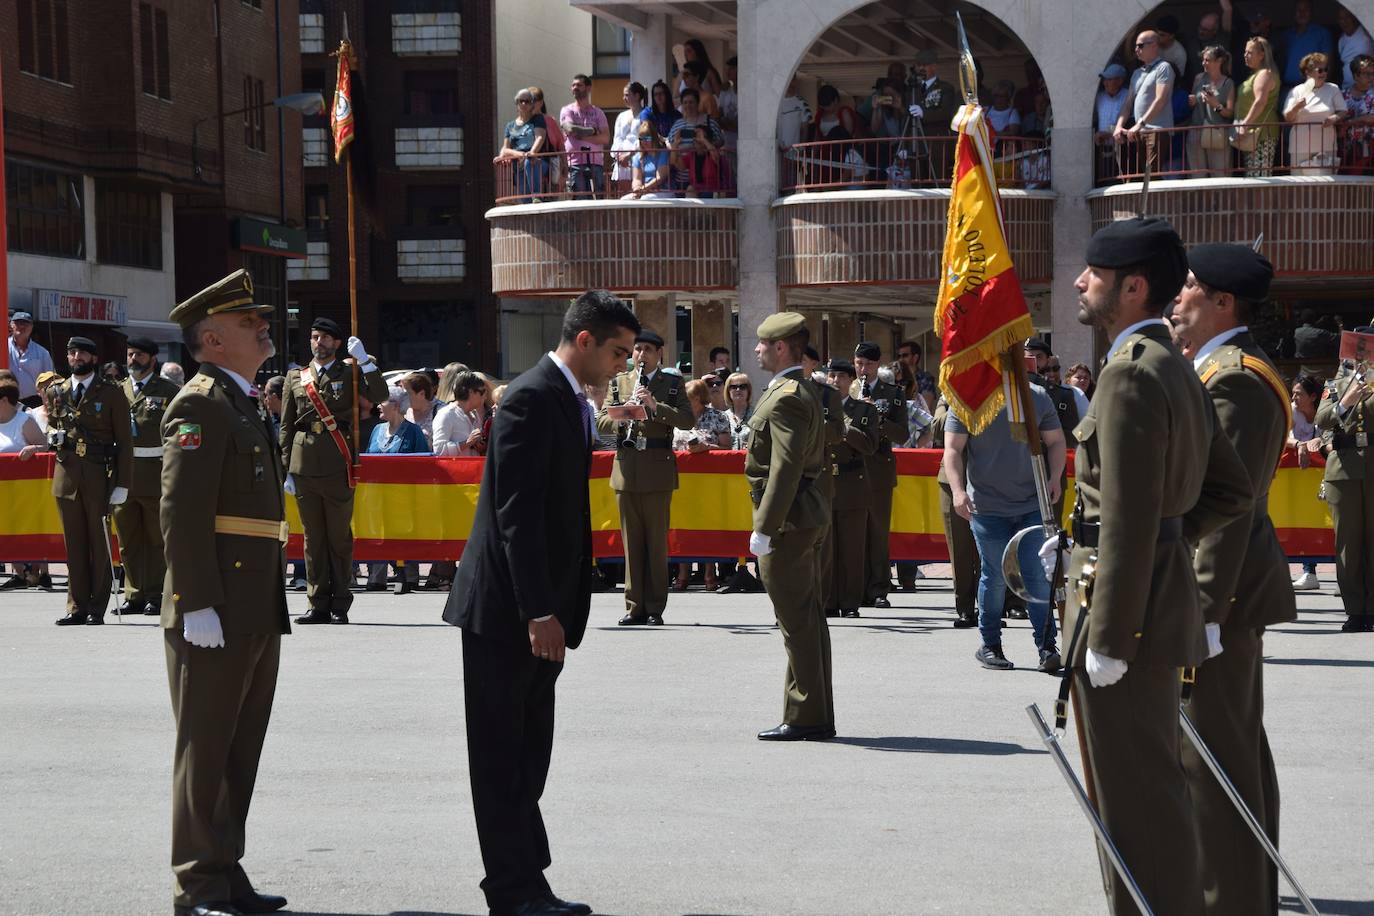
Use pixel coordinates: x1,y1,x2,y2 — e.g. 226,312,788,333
1280,0,1335,89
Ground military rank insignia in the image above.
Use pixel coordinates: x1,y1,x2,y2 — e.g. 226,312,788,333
331,381,343,395
93,402,103,413
176,423,202,450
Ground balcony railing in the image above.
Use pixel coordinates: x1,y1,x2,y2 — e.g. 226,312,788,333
1093,120,1374,186
493,148,738,205
779,136,1051,194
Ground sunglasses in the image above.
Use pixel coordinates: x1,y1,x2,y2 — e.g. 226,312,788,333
1047,364,1061,371
728,383,749,391
705,379,721,387
1135,40,1156,48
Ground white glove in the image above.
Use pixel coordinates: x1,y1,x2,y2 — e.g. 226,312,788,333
346,336,375,371
749,531,773,558
1205,622,1223,659
283,474,297,496
1038,534,1072,582
1085,648,1128,688
908,104,925,120
183,608,225,649
108,486,128,507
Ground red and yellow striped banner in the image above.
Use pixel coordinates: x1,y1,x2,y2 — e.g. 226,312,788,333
0,451,1333,562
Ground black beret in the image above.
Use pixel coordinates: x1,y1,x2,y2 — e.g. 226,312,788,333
1024,336,1051,355
635,329,665,348
1188,243,1273,302
311,317,345,339
826,358,857,377
854,341,881,360
1155,13,1180,34
803,345,821,362
1085,217,1188,297
66,336,98,355
126,336,159,357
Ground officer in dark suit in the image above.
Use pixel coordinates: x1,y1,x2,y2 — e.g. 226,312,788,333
1172,243,1296,915
822,359,878,618
160,269,290,916
113,335,180,616
595,329,693,625
444,290,638,916
850,342,908,609
1066,218,1253,915
48,336,133,626
279,317,388,624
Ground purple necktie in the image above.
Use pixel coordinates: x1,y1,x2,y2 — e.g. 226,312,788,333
578,395,593,447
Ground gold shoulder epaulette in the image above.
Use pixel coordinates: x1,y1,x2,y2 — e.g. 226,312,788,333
187,374,215,393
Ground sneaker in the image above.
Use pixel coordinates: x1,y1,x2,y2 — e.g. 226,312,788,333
1291,572,1320,591
975,644,1014,670
1038,645,1063,673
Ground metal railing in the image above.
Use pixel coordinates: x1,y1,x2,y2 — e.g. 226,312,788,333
778,135,1051,194
493,147,738,205
1093,120,1374,186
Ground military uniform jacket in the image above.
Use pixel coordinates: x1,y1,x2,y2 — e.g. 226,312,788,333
831,397,879,507
122,373,180,498
280,360,390,477
1315,365,1374,480
1064,324,1252,666
1031,374,1082,447
46,376,133,499
1193,335,1297,629
160,366,290,635
810,380,848,504
595,368,694,491
746,369,828,537
848,377,908,488
920,77,959,135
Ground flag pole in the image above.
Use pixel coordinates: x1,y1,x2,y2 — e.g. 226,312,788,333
347,151,360,464
333,34,362,466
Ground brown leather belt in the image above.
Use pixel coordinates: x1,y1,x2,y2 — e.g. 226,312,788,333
1073,515,1182,549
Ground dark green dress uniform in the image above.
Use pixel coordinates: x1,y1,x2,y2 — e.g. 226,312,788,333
160,271,290,912
825,394,878,615
113,370,180,615
280,355,388,619
932,397,979,621
47,364,133,623
1315,363,1374,630
594,365,693,622
848,374,908,604
811,378,848,616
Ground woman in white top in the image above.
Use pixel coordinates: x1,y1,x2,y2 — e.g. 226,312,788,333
1284,51,1349,175
432,369,489,457
611,81,648,186
0,379,45,457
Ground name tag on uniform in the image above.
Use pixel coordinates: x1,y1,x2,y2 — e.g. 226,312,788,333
1359,433,1369,448
635,435,647,451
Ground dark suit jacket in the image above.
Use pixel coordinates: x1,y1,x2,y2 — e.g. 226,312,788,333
444,355,594,649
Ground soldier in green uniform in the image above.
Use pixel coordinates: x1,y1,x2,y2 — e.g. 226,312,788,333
113,336,180,617
850,342,908,609
1315,339,1374,632
48,336,133,626
595,329,694,625
747,312,832,741
160,269,290,916
1171,243,1296,915
932,396,980,628
821,359,878,619
279,317,387,625
1025,335,1082,526
808,365,848,620
1065,218,1252,915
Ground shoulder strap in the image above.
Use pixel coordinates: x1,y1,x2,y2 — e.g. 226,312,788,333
302,373,357,489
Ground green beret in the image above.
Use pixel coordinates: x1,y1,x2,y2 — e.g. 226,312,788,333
169,269,273,329
1188,243,1273,302
756,311,807,341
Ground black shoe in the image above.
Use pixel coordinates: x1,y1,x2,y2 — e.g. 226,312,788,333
86,613,105,625
975,644,1013,670
294,608,331,625
115,599,145,616
175,904,245,916
545,895,593,916
38,573,54,590
500,899,569,916
1007,606,1029,620
397,581,414,595
825,608,841,618
365,583,387,592
1038,645,1063,673
144,596,162,616
952,612,978,629
757,723,836,741
330,610,350,625
229,890,287,914
874,597,891,609
646,615,663,626
55,612,88,626
618,614,648,626
0,574,28,591
841,609,860,618
1341,614,1374,633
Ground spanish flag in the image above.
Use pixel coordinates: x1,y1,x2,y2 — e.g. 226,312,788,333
934,105,1035,434
330,40,355,163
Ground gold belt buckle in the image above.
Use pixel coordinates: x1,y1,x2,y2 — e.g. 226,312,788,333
75,441,87,457
311,420,324,434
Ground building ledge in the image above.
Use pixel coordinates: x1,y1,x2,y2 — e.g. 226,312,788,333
486,196,743,220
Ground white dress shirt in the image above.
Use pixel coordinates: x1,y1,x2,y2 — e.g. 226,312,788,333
1109,318,1170,358
1191,326,1248,370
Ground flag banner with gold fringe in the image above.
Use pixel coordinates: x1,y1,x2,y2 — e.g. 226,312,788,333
935,104,1035,435
330,40,355,163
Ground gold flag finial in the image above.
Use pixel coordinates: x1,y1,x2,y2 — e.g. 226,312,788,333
955,12,979,107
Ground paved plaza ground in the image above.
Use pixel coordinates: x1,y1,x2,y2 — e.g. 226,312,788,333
2,566,1371,915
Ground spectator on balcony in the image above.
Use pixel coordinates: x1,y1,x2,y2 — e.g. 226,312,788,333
1184,10,1232,86
1337,6,1374,87
866,77,907,184
1014,60,1045,117
1066,362,1096,400
1285,51,1348,174
403,371,439,447
433,369,488,457
529,86,565,193
701,372,728,413
611,81,648,192
1280,0,1335,94
668,88,725,196
719,57,740,157
1232,5,1276,83
1188,45,1237,176
804,84,867,187
1116,30,1176,174
1021,91,1052,137
494,89,548,201
1094,63,1130,179
559,74,611,199
914,48,959,182
857,62,909,121
641,80,681,143
680,60,721,118
777,78,813,151
1342,54,1374,172
724,372,753,449
1235,37,1282,175
1155,14,1189,80
625,121,674,199
680,38,725,97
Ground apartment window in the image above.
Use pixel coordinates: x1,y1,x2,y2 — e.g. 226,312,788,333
403,71,458,116
96,182,162,269
405,186,460,227
139,4,172,100
16,0,72,84
243,76,266,151
5,161,84,259
241,0,263,9
593,18,631,77
305,185,330,233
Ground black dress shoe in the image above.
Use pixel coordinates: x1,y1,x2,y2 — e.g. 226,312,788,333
144,598,162,616
86,613,105,625
646,614,663,626
841,608,860,618
397,581,414,595
365,583,387,592
174,903,245,916
0,574,28,590
952,612,978,629
545,894,593,915
38,573,54,589
330,610,350,624
294,608,331,625
1341,614,1374,633
618,614,648,626
55,612,89,626
874,597,891,609
500,898,570,916
824,608,840,618
230,890,288,913
757,723,836,741
115,599,144,615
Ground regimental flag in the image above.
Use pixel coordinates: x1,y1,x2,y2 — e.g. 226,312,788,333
934,105,1035,435
330,40,356,163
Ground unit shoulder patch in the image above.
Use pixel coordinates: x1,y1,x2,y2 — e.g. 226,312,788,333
176,423,202,450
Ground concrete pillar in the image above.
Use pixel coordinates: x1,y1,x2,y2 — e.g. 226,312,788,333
691,299,726,378
630,14,672,92
829,313,857,359
634,295,675,359
1048,125,1098,368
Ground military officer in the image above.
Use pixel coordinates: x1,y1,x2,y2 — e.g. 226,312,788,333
822,359,878,619
748,312,832,741
1065,217,1252,915
850,341,908,609
48,336,133,626
1315,333,1374,633
1171,243,1296,915
160,268,291,916
113,335,180,617
809,364,850,619
279,317,388,625
595,329,694,625
932,396,980,628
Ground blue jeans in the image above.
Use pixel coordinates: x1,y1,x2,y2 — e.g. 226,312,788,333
515,157,548,201
969,509,1056,650
567,163,604,198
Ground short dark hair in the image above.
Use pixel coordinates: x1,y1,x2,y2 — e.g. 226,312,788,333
680,87,700,103
726,56,738,67
450,370,487,401
1113,261,1185,313
561,290,641,345
182,320,207,357
1295,373,1323,401
1194,278,1260,324
781,327,810,360
709,346,729,361
573,73,592,85
683,60,707,81
403,372,435,400
0,380,18,404
898,339,922,358
265,375,286,397
817,84,840,107
626,80,647,105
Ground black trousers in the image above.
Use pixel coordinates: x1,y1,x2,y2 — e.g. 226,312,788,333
462,628,563,909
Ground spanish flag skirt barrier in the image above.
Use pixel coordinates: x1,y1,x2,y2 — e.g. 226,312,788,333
0,450,1333,562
